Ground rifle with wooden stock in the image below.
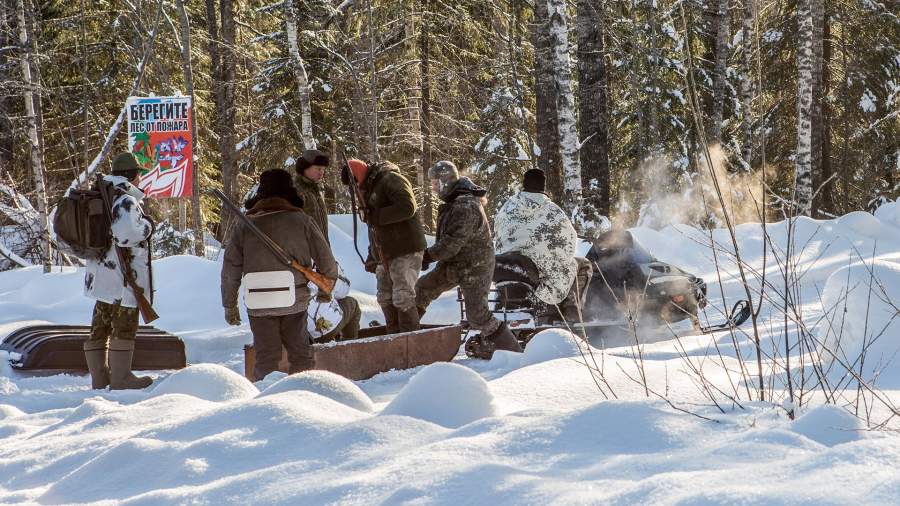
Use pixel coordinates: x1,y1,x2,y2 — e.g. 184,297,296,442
212,188,336,295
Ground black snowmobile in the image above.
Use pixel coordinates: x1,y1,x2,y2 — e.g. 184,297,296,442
475,229,749,351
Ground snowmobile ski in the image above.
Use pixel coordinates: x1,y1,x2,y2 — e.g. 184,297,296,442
698,300,751,334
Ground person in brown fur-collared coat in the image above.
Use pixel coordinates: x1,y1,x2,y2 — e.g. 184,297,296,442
222,169,337,381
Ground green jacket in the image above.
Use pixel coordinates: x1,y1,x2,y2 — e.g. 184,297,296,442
362,162,427,261
293,173,330,244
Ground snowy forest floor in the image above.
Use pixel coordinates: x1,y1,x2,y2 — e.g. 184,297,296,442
2,208,900,505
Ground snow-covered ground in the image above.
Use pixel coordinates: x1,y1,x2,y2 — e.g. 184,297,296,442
2,206,900,504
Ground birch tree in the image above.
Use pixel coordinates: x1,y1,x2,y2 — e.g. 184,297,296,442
284,0,315,150
546,0,583,218
795,0,815,215
739,0,754,166
16,0,49,271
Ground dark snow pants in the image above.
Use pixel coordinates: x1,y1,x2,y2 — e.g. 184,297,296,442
415,260,500,335
248,311,313,381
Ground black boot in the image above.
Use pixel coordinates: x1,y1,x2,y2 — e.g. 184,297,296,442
396,306,421,332
109,339,153,390
381,304,400,334
83,340,110,389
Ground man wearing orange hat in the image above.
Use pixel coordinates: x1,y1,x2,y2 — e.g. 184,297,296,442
342,158,427,333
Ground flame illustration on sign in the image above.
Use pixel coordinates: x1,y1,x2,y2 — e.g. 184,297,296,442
138,158,188,198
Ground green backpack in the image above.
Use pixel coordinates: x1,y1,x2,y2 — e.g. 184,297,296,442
51,176,118,260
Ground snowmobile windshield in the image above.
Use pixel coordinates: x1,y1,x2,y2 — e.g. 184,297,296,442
627,239,655,264
589,230,657,265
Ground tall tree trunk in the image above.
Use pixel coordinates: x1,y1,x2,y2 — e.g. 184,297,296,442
739,0,754,167
546,0,583,218
367,0,378,161
794,0,815,215
284,0,315,150
418,0,435,229
16,0,50,271
809,0,824,216
812,0,833,214
0,2,14,167
207,0,238,240
532,0,563,203
710,0,730,142
176,0,205,256
576,0,610,219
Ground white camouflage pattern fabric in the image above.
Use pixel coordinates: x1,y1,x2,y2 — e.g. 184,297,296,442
83,175,153,308
494,191,577,304
306,266,350,339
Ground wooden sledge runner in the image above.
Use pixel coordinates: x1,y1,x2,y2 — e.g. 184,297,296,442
244,324,464,381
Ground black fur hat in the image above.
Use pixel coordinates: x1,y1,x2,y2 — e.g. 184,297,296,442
297,149,330,172
522,169,546,193
253,169,304,208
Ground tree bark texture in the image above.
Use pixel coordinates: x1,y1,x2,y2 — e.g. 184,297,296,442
795,0,815,215
710,0,729,142
576,0,610,218
532,0,563,203
284,0,316,150
176,0,206,256
16,0,50,269
546,0,583,218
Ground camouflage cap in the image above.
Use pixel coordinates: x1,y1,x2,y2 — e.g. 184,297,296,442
427,160,459,182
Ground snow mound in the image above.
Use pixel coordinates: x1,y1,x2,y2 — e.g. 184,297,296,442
874,200,899,228
817,259,900,386
522,329,584,366
0,404,24,419
837,211,883,238
381,362,495,428
151,364,259,402
258,370,375,412
791,405,864,446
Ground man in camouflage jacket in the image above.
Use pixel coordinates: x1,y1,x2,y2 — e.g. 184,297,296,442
416,161,522,357
83,152,155,391
292,149,331,243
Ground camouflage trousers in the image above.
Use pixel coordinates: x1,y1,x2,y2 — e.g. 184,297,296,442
88,300,139,343
376,251,423,311
416,260,500,335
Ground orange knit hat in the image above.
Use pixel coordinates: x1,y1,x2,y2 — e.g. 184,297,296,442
347,159,368,185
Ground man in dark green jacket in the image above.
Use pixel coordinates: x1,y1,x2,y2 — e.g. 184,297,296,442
344,159,427,333
293,149,331,243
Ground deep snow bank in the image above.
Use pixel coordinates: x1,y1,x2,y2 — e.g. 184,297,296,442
817,259,900,386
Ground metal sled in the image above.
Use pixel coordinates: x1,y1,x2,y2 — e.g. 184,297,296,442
1,324,187,371
243,324,464,381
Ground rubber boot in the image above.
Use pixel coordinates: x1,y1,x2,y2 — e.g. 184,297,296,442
83,340,110,389
381,304,400,334
108,339,153,390
396,306,421,333
485,322,523,353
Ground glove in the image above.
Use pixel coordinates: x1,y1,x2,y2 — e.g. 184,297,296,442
315,291,332,304
421,249,433,271
225,306,241,326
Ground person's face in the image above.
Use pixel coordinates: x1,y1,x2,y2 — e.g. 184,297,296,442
132,172,142,187
430,178,441,194
303,164,326,183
